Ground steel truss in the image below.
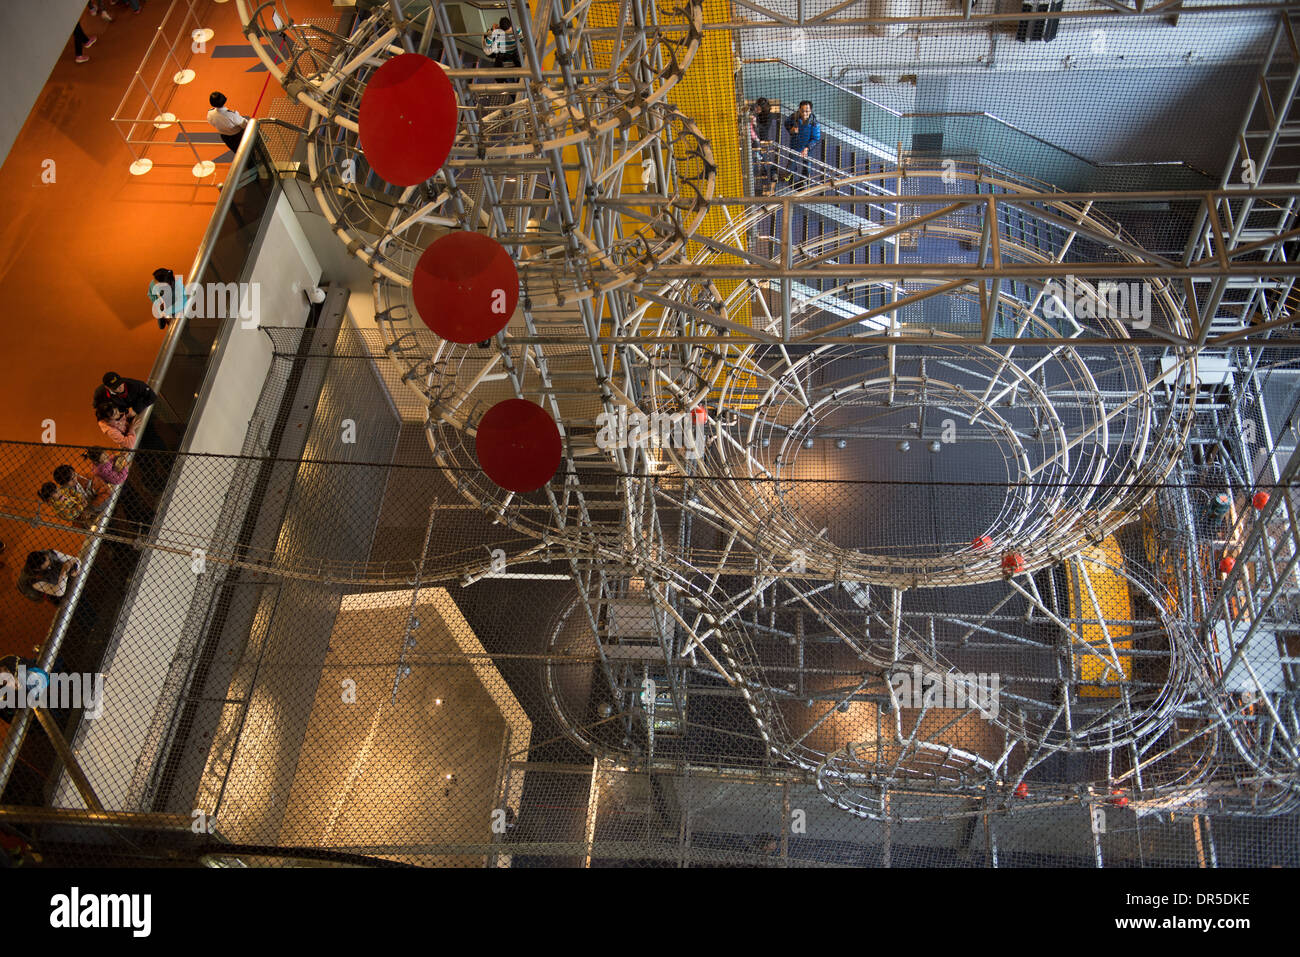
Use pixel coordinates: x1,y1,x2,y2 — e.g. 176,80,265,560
214,0,1300,824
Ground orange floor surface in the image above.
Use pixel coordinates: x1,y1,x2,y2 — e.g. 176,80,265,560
0,0,335,662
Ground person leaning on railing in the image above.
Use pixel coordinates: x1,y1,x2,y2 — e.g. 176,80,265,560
84,447,129,487
95,403,138,450
94,371,157,417
148,268,185,330
782,100,821,187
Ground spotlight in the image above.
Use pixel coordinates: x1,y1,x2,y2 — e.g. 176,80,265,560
896,440,910,452
803,437,815,449
929,440,941,453
835,438,847,449
760,437,771,448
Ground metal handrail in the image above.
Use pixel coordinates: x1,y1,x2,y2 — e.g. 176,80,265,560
0,123,269,799
740,56,1214,180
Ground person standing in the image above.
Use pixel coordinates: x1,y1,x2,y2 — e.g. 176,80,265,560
148,268,185,329
72,23,97,64
94,372,157,417
96,404,138,449
207,91,249,154
483,17,522,81
84,447,130,487
749,98,779,193
17,551,81,605
783,100,821,187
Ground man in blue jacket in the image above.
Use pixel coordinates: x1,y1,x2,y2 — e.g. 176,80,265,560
783,100,821,187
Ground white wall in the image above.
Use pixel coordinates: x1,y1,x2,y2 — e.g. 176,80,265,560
741,9,1278,174
0,0,89,166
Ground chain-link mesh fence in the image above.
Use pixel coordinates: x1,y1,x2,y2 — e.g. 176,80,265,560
5,0,1300,868
1,310,1297,867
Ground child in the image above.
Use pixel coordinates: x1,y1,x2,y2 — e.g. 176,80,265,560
84,446,130,487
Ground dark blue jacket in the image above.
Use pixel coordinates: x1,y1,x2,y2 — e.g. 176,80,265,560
785,111,821,151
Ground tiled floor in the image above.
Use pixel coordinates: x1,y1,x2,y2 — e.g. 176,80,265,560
0,0,336,662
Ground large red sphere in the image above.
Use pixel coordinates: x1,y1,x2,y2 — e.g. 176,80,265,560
475,399,562,493
1253,490,1270,511
358,53,456,186
412,232,519,343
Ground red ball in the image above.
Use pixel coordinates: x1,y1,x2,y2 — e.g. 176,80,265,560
1218,556,1236,576
412,232,519,344
358,53,457,186
1014,781,1029,798
475,399,562,493
1253,490,1270,511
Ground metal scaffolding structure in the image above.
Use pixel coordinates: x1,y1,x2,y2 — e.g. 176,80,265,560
231,0,1300,828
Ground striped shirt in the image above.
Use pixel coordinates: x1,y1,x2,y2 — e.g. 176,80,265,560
484,28,519,56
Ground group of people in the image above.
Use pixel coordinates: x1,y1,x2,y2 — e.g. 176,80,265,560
748,98,822,192
39,373,149,526
20,374,152,605
92,372,156,451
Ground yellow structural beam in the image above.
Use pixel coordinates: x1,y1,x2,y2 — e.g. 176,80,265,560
1068,535,1134,699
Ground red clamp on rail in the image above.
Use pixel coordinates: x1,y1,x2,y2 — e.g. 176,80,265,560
1001,552,1026,575
1253,490,1270,511
972,534,993,550
1014,781,1029,798
1218,555,1236,577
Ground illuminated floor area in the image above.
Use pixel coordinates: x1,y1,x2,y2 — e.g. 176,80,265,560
195,589,529,867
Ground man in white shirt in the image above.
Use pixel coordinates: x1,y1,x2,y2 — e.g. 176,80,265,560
207,90,248,153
